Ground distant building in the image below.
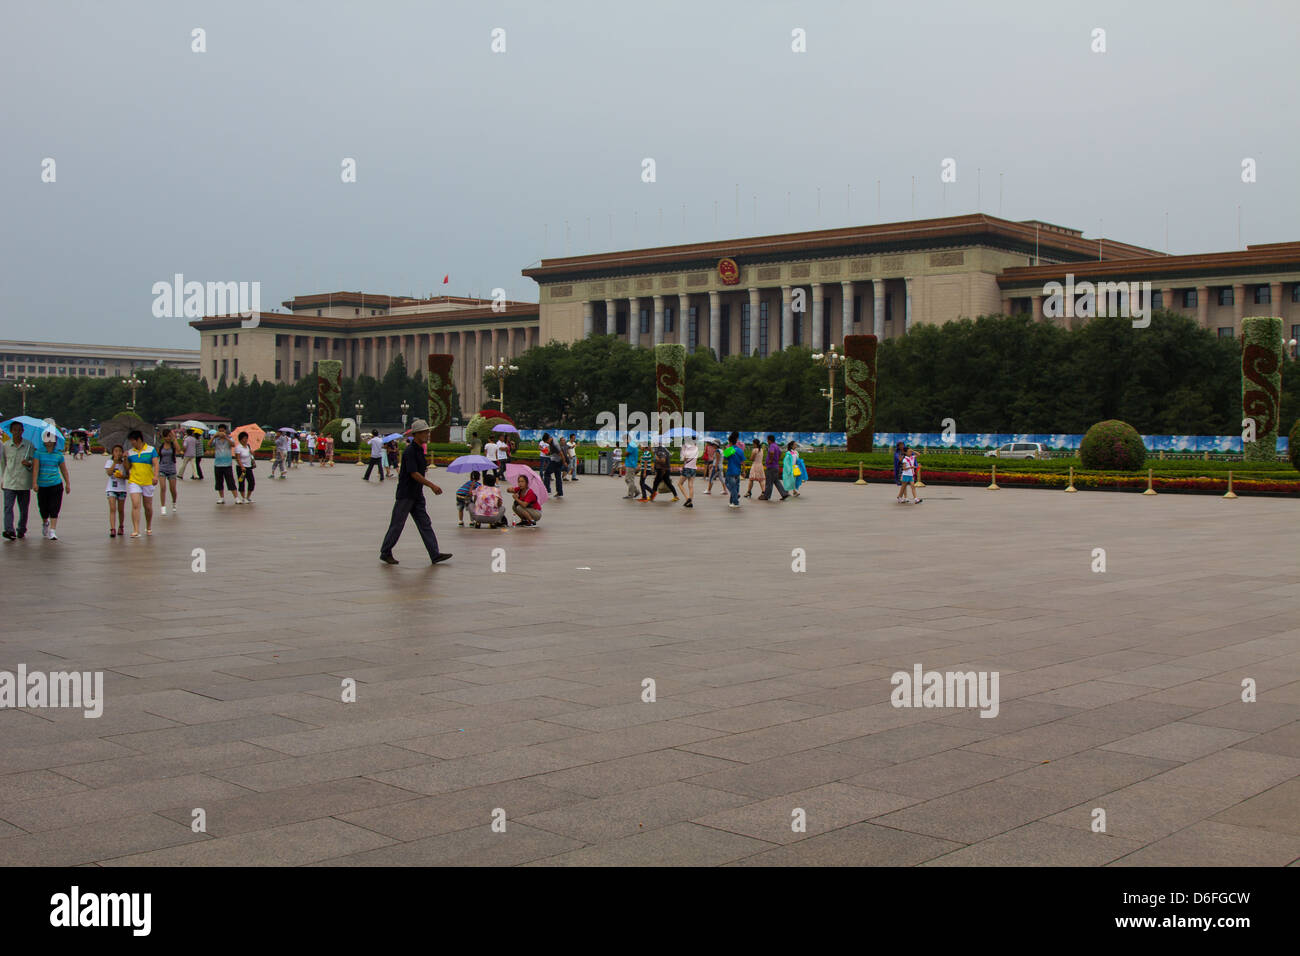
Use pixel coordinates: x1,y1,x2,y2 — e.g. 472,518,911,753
0,340,201,380
190,292,539,413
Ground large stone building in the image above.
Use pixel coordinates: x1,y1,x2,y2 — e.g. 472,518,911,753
190,293,539,414
523,214,1300,353
0,340,200,381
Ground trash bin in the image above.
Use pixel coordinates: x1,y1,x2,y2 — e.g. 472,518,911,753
598,450,611,475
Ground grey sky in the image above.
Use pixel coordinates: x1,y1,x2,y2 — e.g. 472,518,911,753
3,0,1297,349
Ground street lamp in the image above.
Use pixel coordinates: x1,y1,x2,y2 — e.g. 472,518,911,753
811,345,844,433
1284,337,1298,360
354,401,365,466
306,401,316,430
400,400,410,430
122,374,147,412
484,356,519,414
15,378,35,415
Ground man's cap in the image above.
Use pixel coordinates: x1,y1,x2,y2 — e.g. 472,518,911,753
409,418,430,432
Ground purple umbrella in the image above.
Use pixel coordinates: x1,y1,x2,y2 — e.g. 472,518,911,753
491,423,519,433
446,454,496,474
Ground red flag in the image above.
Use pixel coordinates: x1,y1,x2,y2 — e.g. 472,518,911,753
442,275,449,284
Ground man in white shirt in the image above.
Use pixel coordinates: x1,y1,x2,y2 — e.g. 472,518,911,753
483,437,499,474
363,431,386,482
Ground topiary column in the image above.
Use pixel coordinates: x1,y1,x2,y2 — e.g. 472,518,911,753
655,343,686,432
843,334,878,453
1241,316,1283,462
316,360,342,427
427,354,453,442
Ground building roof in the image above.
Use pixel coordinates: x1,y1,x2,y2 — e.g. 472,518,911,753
521,214,1162,282
281,292,535,311
190,303,540,334
997,241,1300,289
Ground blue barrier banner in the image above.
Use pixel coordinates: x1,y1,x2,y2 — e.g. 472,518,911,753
516,430,1286,453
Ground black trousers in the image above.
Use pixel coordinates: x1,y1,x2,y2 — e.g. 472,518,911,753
380,494,440,561
238,465,255,495
194,455,205,478
37,484,64,520
649,469,674,495
364,457,385,481
759,467,788,500
214,465,237,493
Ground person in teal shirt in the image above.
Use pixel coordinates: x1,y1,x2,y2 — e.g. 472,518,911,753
34,428,70,540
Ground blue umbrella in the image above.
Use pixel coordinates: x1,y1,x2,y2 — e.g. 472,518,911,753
0,416,64,452
382,433,403,443
665,427,698,439
446,454,496,474
491,423,519,433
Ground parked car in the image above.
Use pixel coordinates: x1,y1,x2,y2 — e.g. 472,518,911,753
985,442,1048,459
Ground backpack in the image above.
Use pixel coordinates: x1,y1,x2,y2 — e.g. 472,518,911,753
653,445,670,468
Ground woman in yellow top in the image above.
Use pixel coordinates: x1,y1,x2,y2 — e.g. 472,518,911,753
125,429,158,537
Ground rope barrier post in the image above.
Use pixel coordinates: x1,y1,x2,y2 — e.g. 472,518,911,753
987,463,999,490
1142,467,1157,495
854,460,867,486
1065,465,1078,493
1223,469,1237,499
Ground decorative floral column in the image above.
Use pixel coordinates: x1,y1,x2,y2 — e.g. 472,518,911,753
844,334,878,453
1241,316,1282,461
316,359,342,426
427,354,454,443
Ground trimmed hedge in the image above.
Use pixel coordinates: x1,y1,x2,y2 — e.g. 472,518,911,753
1079,420,1146,471
1290,420,1300,472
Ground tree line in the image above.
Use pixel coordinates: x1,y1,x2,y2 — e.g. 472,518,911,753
3,313,1293,436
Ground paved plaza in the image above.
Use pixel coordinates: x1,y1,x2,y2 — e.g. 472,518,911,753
0,456,1297,866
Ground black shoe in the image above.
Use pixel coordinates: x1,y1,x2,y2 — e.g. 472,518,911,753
431,553,453,565
2,531,13,540
379,553,398,564
17,532,25,539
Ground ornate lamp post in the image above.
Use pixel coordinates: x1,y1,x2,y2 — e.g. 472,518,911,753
306,401,316,430
484,357,519,414
122,373,147,412
15,378,36,415
810,345,844,434
400,400,410,431
354,401,365,465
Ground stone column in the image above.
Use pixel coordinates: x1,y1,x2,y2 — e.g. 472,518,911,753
873,281,885,338
1270,281,1283,316
748,287,760,355
582,300,593,338
1160,287,1174,313
1001,296,1012,315
628,296,641,347
653,295,664,347
1233,283,1245,333
1030,295,1043,320
678,293,690,347
841,281,854,341
1197,286,1209,328
604,298,617,337
904,277,914,334
709,290,721,356
780,285,793,351
811,282,823,351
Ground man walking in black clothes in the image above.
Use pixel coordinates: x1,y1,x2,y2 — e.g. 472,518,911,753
379,419,452,566
757,434,789,501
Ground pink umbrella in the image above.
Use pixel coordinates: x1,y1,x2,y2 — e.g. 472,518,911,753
503,462,548,505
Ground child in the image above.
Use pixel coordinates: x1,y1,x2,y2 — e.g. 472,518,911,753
456,469,482,526
469,471,507,528
106,445,128,537
900,447,923,504
35,429,70,540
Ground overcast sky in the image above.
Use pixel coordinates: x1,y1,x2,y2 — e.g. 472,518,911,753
3,0,1298,349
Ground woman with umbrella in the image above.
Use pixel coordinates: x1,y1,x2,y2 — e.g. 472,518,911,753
508,472,542,526
234,430,257,504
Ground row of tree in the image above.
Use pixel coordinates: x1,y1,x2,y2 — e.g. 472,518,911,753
2,313,1293,435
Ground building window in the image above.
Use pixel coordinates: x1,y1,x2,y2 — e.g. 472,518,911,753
1151,290,1163,310
740,304,751,355
1255,286,1271,304
1218,288,1233,306
759,302,769,357
222,334,229,345
792,308,801,346
615,310,627,335
1183,289,1198,308
665,307,674,335
852,295,862,324
222,359,228,378
355,308,360,315
233,334,238,344
275,359,282,378
317,309,322,316
1217,327,1234,338
639,308,649,335
275,334,286,346
293,360,301,379
212,335,218,346
1291,324,1300,343
295,336,306,347
688,307,698,351
1292,285,1300,303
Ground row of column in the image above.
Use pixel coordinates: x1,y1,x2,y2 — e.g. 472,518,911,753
281,325,539,414
581,279,914,354
1016,281,1283,329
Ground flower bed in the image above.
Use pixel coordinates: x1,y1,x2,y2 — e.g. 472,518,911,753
803,465,1300,496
